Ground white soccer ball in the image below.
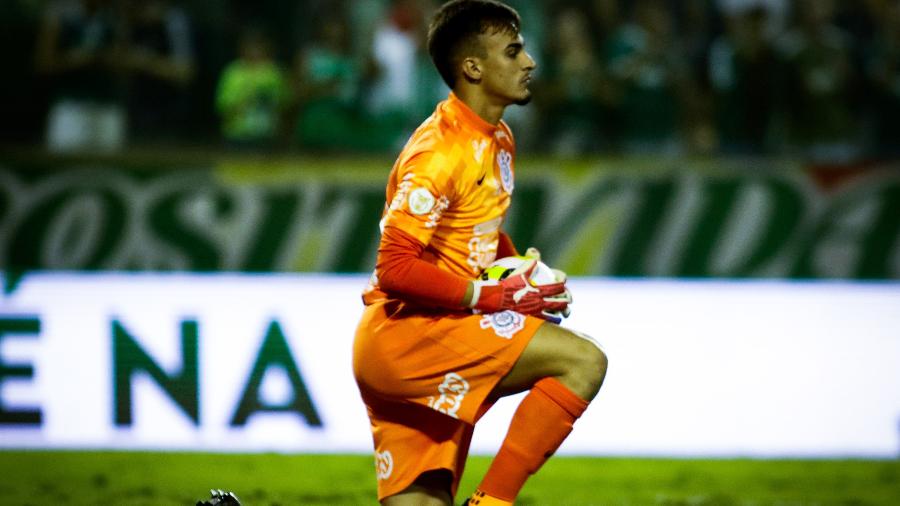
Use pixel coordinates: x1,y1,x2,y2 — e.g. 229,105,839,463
479,255,557,285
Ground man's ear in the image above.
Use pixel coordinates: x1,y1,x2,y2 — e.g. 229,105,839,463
462,57,482,83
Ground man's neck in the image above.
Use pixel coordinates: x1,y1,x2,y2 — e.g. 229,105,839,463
455,88,506,125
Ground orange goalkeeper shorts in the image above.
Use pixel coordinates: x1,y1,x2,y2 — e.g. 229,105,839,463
352,299,544,500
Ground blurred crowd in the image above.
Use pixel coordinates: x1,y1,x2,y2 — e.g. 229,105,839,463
10,0,900,159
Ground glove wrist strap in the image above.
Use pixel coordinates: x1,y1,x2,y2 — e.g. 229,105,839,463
468,282,482,309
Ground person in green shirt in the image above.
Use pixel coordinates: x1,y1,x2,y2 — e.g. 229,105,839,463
292,15,362,150
216,27,288,148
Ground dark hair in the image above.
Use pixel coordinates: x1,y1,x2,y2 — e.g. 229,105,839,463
427,0,521,88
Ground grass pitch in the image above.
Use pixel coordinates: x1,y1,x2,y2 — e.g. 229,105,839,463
0,451,897,505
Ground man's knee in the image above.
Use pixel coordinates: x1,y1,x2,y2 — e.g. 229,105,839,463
565,332,607,400
496,323,608,399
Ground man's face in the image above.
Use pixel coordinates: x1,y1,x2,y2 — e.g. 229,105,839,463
476,28,536,105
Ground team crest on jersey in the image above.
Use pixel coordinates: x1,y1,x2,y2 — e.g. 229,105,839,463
375,450,393,480
408,187,435,215
428,372,470,418
497,150,514,194
480,310,525,339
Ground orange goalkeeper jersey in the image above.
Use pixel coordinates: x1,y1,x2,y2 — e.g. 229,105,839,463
363,92,517,305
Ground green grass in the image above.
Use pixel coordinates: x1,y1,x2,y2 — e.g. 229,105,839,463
0,452,897,505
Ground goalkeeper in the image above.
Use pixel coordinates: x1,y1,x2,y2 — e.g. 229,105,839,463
353,1,608,504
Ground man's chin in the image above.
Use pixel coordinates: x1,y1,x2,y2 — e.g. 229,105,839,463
514,91,532,106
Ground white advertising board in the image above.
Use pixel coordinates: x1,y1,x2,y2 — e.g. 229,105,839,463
0,273,898,457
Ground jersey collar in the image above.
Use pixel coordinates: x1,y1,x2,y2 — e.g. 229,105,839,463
445,92,499,138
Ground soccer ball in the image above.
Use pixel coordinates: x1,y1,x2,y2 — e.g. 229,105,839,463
480,255,558,285
480,255,569,323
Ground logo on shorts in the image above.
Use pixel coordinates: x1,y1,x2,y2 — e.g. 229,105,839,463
428,372,470,419
375,450,393,480
480,311,525,339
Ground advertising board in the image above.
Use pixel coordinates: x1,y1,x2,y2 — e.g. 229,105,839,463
2,273,898,457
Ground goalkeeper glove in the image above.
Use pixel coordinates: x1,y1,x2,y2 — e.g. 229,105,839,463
468,258,567,316
523,246,542,261
541,287,572,323
525,247,573,323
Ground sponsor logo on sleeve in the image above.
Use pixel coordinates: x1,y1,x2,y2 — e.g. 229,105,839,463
408,187,436,215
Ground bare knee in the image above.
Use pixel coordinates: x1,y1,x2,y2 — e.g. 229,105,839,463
561,335,607,400
495,324,608,400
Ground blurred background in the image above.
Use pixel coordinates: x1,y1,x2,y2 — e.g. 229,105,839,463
0,1,899,504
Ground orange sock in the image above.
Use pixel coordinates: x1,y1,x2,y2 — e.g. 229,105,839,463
476,377,589,502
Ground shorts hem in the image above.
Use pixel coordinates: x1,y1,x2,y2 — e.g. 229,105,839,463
377,465,456,501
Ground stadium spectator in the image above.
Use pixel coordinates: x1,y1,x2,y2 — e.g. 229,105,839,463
604,0,695,154
716,0,789,38
865,0,900,157
708,3,779,154
215,27,288,149
677,0,719,153
362,0,426,150
536,5,608,154
353,1,607,504
589,0,625,44
291,13,363,150
679,0,718,87
35,0,126,153
366,0,425,113
19,0,900,159
409,1,452,123
118,0,195,145
344,0,388,67
356,0,447,151
833,0,880,53
775,0,864,162
584,0,628,150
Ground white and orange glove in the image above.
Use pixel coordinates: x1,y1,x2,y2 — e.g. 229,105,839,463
524,247,573,323
468,257,568,316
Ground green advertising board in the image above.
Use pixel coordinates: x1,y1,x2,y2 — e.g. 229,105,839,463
1,157,898,280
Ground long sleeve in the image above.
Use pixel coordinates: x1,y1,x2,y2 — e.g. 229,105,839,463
376,225,470,309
